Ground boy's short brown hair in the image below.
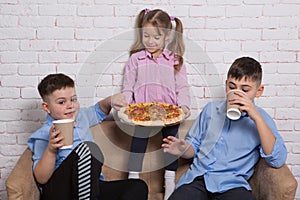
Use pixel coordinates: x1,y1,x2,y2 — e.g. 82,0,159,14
227,57,262,86
38,73,74,101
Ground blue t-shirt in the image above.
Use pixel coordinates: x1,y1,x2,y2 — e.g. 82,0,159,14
27,103,107,180
177,100,287,193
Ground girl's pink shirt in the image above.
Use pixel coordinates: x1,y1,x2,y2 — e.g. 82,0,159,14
122,49,190,107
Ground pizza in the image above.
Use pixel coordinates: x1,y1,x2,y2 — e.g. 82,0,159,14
118,102,185,126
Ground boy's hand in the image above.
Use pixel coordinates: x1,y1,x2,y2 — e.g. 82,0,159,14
231,91,260,120
111,93,127,111
162,136,188,156
48,125,64,153
181,105,191,119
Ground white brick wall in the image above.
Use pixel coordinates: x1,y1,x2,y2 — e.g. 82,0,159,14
0,1,299,199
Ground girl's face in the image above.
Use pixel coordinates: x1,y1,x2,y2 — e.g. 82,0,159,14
42,86,80,121
142,23,170,57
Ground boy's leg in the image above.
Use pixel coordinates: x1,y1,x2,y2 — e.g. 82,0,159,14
168,176,209,200
40,141,104,200
212,187,257,200
99,179,148,200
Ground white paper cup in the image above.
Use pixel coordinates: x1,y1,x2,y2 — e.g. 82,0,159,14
226,90,244,120
53,119,74,149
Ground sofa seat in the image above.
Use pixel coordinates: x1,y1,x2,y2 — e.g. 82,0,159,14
6,120,298,200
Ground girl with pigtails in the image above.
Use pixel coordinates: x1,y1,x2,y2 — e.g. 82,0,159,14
122,8,190,200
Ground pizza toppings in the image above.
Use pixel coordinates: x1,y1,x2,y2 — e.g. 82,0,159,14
119,102,184,126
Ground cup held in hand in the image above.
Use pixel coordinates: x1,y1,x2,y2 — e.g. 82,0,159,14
53,119,74,149
226,90,244,120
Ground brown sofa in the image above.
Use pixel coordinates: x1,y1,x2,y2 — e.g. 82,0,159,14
6,120,298,200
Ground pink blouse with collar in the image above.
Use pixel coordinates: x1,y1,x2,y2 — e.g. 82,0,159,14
122,49,190,107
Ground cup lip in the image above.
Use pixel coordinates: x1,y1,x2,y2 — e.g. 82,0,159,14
53,119,74,124
226,89,246,95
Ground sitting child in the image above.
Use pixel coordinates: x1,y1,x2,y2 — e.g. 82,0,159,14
27,73,148,200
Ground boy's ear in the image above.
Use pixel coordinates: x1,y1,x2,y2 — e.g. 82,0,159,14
42,102,50,114
255,85,264,98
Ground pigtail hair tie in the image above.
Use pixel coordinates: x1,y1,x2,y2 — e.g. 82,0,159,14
170,16,175,21
144,8,151,14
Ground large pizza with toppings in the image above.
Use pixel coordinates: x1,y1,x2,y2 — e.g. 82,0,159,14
118,102,185,126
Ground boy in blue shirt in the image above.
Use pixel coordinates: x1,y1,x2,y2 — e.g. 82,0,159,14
162,57,287,200
27,73,148,200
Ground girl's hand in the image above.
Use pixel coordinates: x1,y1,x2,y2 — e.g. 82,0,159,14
181,105,191,119
48,125,64,153
111,93,128,111
162,136,188,156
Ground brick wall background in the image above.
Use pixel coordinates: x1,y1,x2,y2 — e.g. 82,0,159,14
0,0,299,199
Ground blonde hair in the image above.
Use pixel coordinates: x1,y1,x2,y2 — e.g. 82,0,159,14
130,9,185,71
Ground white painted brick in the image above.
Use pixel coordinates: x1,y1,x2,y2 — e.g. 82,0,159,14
181,18,205,29
1,52,38,63
0,88,20,98
276,119,295,131
0,110,21,121
264,74,298,85
37,28,74,40
190,6,225,17
262,29,298,40
39,52,76,63
279,17,300,28
188,29,225,41
1,76,38,87
94,17,131,28
39,5,76,16
242,17,279,29
279,41,300,51
0,40,19,51
0,134,16,145
0,16,18,27
224,29,261,40
206,18,242,29
0,99,39,110
226,5,263,17
56,16,93,28
263,5,299,17
257,97,295,108
75,29,115,40
6,121,43,133
0,28,35,39
20,40,56,51
260,52,296,63
17,133,32,145
276,108,300,120
243,0,279,4
21,109,45,121
57,63,81,75
260,63,278,74
0,4,38,15
19,16,55,27
18,64,57,75
0,144,27,156
58,40,95,51
0,64,17,75
295,122,300,131
58,0,93,4
77,5,114,16
0,157,18,168
287,154,300,165
113,74,123,86
223,52,259,64
95,0,130,4
21,87,40,99
206,41,240,52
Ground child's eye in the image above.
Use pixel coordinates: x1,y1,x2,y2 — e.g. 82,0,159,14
154,36,161,40
71,97,78,102
58,101,65,105
143,35,149,38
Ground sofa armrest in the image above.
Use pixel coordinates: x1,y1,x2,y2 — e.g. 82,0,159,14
249,158,297,200
5,148,40,200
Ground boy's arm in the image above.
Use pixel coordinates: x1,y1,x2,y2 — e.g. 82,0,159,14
98,93,127,114
34,126,64,184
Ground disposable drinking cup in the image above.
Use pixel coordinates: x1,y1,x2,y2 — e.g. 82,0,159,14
53,119,74,149
226,90,245,120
